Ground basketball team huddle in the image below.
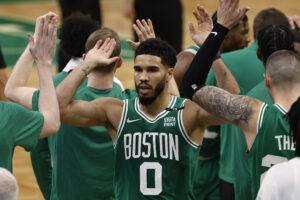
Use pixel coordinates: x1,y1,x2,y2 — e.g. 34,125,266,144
0,0,300,200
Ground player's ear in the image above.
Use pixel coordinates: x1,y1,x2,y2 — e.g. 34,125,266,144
264,74,271,89
115,57,123,69
166,68,174,82
82,53,86,60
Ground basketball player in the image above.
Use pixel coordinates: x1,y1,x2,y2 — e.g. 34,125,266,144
182,50,300,199
1,13,60,171
256,97,300,200
55,0,249,198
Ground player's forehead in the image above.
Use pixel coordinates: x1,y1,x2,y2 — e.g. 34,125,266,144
134,54,164,68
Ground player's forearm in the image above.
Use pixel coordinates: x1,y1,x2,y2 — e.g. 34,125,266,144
5,45,35,103
180,23,229,99
56,61,92,112
194,86,254,128
38,62,60,137
212,58,240,94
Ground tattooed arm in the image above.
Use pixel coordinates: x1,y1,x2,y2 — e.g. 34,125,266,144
194,86,263,148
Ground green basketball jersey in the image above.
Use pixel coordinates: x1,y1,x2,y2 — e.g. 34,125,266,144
31,71,125,200
248,103,295,199
114,96,201,199
247,81,274,105
0,101,44,172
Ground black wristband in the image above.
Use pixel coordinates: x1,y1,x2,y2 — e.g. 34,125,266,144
180,23,229,99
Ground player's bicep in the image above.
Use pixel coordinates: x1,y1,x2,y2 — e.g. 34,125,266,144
6,87,37,110
60,99,106,127
193,86,262,132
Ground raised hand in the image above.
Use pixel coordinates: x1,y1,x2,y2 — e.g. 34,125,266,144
217,0,250,29
289,15,300,30
188,4,213,47
28,12,58,66
84,38,119,68
127,19,155,49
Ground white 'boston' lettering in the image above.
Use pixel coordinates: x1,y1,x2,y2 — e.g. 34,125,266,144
123,132,179,161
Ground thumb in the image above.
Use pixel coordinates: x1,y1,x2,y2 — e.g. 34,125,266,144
27,33,34,46
188,22,196,36
109,56,120,64
126,40,138,49
239,7,250,20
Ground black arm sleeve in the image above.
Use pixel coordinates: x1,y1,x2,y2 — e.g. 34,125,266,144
180,23,229,99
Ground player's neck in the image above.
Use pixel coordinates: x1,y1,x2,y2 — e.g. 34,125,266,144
272,86,300,111
139,89,172,118
87,71,114,89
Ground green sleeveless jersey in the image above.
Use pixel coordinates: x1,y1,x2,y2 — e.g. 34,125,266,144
248,103,295,199
114,96,201,200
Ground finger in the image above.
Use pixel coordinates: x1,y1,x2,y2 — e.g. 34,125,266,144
141,19,151,37
192,10,202,24
188,22,196,36
94,40,103,49
136,19,148,39
106,39,116,56
36,17,45,40
239,7,250,20
100,38,112,52
147,19,155,37
289,17,295,29
133,24,145,41
293,15,300,28
27,33,34,47
126,40,139,49
107,56,119,64
197,5,206,23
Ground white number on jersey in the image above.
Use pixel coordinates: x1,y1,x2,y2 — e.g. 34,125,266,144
140,162,162,195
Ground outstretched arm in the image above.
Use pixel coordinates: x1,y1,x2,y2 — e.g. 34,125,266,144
5,45,35,108
180,0,249,99
56,38,121,127
194,86,262,148
29,13,60,138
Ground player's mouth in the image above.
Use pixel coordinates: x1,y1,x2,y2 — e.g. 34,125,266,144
138,84,152,95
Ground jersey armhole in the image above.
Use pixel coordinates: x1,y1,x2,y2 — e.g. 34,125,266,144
177,99,199,149
114,99,128,148
256,103,268,134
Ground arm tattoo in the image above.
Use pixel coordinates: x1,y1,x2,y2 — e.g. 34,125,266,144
193,86,253,125
81,66,90,76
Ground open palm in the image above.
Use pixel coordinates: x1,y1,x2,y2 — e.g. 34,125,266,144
188,4,213,47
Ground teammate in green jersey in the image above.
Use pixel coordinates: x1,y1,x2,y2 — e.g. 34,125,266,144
1,12,60,171
56,1,249,198
185,50,300,199
173,13,249,200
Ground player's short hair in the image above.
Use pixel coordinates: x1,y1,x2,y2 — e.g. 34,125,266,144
286,96,300,157
135,38,177,68
59,12,99,57
258,24,294,64
0,168,18,200
253,8,289,39
266,50,300,88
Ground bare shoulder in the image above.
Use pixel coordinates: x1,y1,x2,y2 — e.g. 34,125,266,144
182,100,205,128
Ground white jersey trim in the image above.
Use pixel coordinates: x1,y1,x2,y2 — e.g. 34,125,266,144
257,103,268,134
134,96,176,123
114,99,128,148
274,104,288,115
178,99,199,149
